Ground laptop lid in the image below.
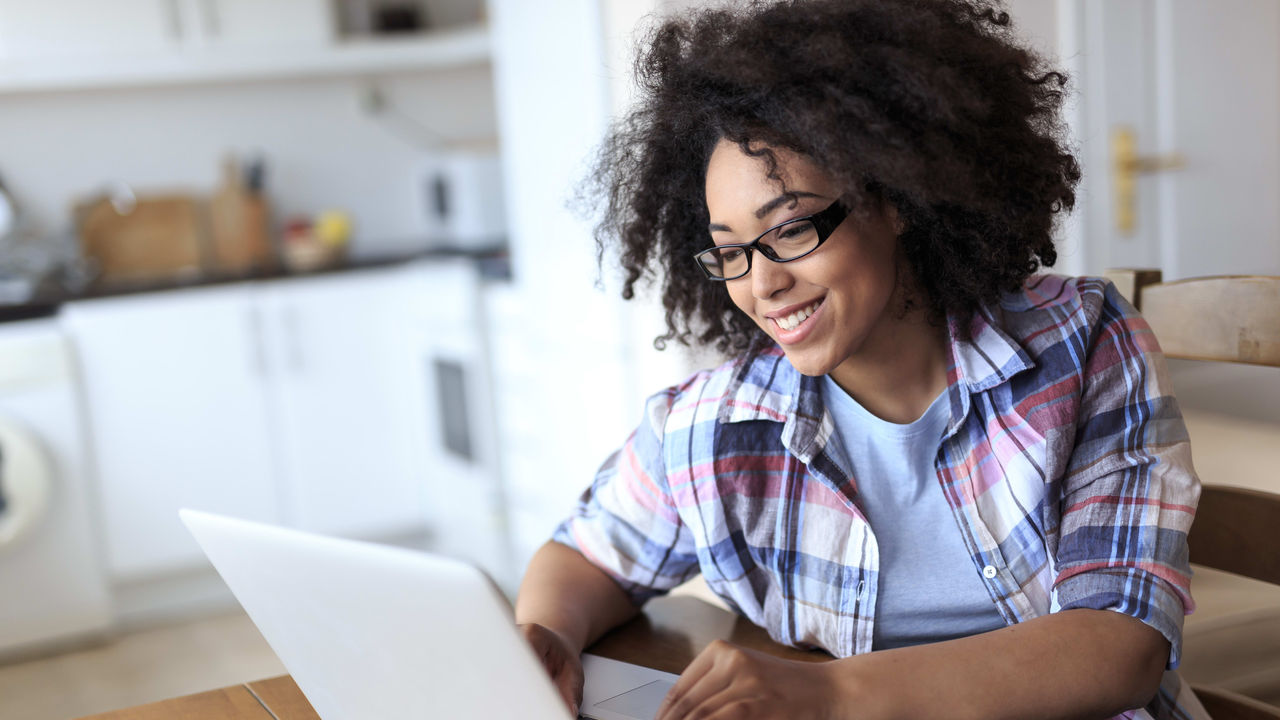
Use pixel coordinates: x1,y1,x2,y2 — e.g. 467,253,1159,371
179,508,572,719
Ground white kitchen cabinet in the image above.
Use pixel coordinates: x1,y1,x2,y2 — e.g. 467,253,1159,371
62,265,459,580
0,0,331,61
178,0,334,50
255,268,426,538
61,284,280,579
0,0,181,61
0,0,487,94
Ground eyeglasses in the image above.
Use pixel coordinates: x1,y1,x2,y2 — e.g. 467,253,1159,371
692,200,850,281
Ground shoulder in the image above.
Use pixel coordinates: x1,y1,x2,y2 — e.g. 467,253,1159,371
991,273,1146,366
998,273,1132,323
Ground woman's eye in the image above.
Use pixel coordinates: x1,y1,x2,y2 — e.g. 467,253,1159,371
720,248,744,261
777,222,815,240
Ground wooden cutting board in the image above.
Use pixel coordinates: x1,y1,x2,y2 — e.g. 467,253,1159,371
77,195,209,286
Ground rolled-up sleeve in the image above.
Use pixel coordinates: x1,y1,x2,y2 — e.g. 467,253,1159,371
552,387,701,605
1053,281,1199,669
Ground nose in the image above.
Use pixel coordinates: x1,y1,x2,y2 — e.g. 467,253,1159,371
750,251,793,300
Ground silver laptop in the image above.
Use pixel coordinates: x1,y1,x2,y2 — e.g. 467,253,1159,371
179,509,679,720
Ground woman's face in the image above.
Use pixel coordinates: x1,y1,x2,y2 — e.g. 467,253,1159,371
704,139,903,377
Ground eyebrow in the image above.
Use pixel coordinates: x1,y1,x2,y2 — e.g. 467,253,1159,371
708,191,824,233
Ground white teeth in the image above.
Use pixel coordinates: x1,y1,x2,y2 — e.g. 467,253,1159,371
774,300,821,331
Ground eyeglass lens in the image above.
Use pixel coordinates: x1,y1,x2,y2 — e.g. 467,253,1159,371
697,217,822,279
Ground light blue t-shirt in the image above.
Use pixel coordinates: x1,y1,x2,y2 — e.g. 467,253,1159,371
820,375,1006,649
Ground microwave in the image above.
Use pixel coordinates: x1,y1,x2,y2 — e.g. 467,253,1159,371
415,151,506,251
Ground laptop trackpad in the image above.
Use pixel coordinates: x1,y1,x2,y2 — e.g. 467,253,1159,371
581,653,682,720
594,679,677,718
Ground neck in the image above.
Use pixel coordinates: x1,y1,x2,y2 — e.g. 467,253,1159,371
826,308,949,424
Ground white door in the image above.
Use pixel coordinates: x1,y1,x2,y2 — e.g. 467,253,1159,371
256,269,426,539
1063,0,1280,279
62,286,280,579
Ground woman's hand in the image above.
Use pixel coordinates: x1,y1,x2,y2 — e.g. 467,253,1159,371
518,622,585,716
655,640,856,720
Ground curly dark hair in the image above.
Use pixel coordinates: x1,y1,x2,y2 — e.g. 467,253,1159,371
586,0,1080,354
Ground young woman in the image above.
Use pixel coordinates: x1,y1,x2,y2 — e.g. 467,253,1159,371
516,2,1205,718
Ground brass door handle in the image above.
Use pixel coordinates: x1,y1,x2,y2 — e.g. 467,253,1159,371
1112,126,1185,234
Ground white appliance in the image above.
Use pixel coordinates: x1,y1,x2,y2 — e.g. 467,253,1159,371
414,151,506,250
0,318,111,655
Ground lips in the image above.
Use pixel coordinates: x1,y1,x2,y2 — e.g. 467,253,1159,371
772,300,822,331
766,296,826,344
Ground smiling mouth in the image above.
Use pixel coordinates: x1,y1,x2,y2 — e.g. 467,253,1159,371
771,299,823,331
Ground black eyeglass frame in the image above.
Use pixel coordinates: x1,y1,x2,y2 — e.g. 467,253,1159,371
692,199,851,281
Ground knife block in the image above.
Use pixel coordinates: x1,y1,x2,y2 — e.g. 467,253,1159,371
209,167,276,275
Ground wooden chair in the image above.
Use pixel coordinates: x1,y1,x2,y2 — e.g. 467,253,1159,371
1106,269,1280,719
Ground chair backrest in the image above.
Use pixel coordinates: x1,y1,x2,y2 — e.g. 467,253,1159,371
1111,272,1280,366
1106,269,1280,719
1186,485,1280,586
1197,686,1280,720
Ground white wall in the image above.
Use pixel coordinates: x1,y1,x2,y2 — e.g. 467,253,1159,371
485,0,638,578
597,0,728,419
1008,0,1058,59
0,68,497,259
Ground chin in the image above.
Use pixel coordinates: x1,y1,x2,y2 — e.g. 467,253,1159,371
779,349,834,377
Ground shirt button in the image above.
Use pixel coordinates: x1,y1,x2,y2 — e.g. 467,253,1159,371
982,565,998,579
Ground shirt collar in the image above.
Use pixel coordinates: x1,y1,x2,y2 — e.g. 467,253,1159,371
946,305,1036,393
941,305,1036,439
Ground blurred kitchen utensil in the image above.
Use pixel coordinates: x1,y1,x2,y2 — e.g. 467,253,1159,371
75,190,208,287
0,171,75,299
209,154,276,275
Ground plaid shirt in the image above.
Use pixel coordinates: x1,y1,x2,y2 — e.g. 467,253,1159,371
554,275,1206,719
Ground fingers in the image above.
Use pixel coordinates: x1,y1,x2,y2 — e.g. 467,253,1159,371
517,623,584,716
655,639,738,720
664,696,758,720
519,623,558,669
557,659,584,717
660,686,742,720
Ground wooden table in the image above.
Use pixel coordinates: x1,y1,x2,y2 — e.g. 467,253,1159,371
78,596,830,719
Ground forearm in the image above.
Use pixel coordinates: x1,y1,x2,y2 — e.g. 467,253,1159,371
515,540,641,652
829,609,1170,720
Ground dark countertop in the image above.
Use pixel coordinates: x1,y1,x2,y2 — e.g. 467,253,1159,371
0,246,509,324
0,300,60,323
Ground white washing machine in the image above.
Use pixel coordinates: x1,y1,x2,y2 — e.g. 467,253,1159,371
0,318,111,655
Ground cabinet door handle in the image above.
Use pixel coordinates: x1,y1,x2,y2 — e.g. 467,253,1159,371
200,0,220,38
164,0,184,41
247,305,267,377
283,306,304,373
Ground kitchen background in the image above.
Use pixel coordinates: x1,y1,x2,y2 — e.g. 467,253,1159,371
0,0,1277,718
